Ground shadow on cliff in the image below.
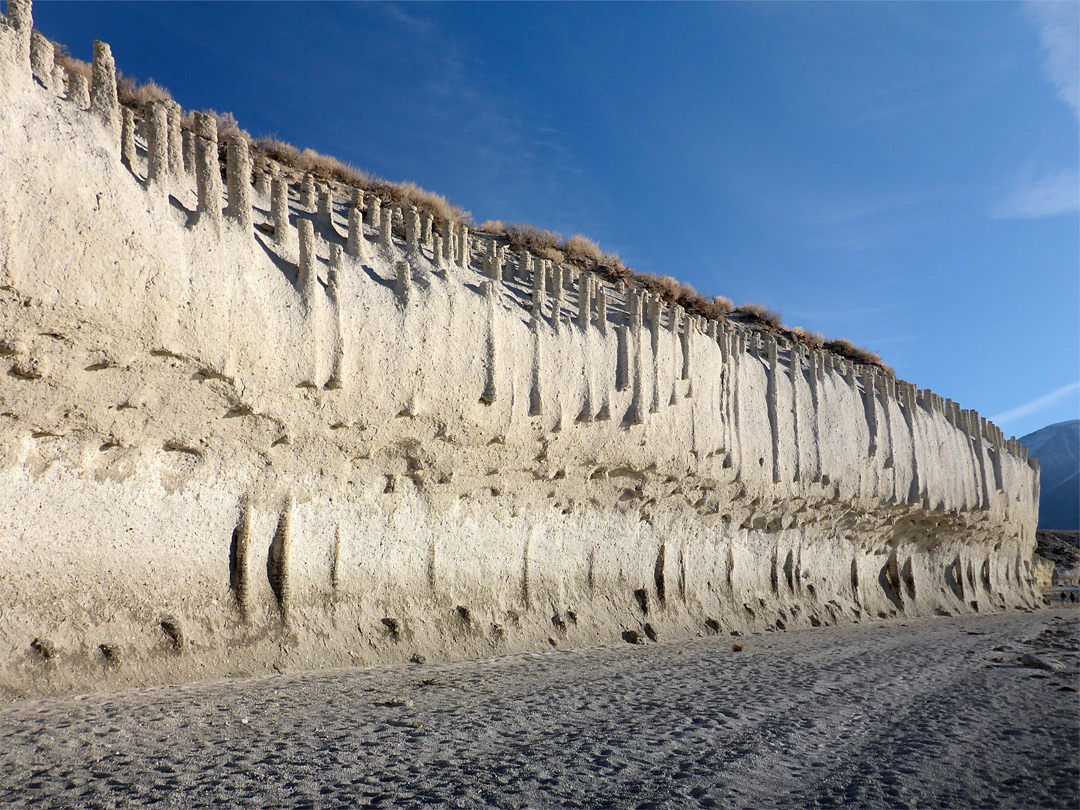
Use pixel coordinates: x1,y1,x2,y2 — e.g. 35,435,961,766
254,231,298,287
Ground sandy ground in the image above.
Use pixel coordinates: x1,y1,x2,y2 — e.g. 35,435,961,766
1,608,1076,810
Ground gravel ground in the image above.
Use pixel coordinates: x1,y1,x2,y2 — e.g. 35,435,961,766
1,608,1077,809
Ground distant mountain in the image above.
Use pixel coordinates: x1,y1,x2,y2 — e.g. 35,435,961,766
1021,420,1080,531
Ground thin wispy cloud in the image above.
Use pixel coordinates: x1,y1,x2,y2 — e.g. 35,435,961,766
992,166,1080,219
792,188,949,253
1026,1,1079,120
990,381,1080,426
788,301,909,322
989,5,1078,222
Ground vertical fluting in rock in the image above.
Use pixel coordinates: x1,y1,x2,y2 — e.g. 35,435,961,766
230,498,253,620
480,281,498,405
269,496,293,621
631,291,646,425
327,244,347,390
529,311,543,417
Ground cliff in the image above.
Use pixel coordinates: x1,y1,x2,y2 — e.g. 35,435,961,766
1021,420,1079,531
0,4,1042,699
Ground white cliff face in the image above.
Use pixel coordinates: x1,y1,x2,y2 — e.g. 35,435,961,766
0,11,1040,699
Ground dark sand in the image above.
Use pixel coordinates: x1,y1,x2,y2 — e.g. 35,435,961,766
1,609,1076,809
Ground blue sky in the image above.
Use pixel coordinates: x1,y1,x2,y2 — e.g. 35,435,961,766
30,1,1079,440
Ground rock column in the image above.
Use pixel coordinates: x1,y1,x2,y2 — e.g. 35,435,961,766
532,258,547,314
120,107,136,168
379,206,393,249
365,193,381,228
347,205,367,260
440,219,454,265
225,134,253,231
317,185,333,223
67,72,90,110
194,112,222,229
395,260,411,299
577,275,592,330
297,219,319,302
405,206,420,258
7,0,32,81
456,223,469,268
551,264,564,330
146,102,169,186
167,102,183,177
90,41,119,142
29,30,52,87
271,175,289,245
299,174,316,210
182,129,195,176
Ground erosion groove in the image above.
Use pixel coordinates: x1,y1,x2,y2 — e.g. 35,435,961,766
0,6,1041,699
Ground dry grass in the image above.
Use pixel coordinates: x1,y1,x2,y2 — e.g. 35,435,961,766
626,275,734,322
56,45,173,114
474,222,733,321
52,45,92,82
377,180,469,222
822,338,893,376
255,135,303,167
117,74,172,107
196,109,248,141
702,295,735,320
640,274,700,306
296,146,369,186
789,327,825,350
253,138,464,221
564,234,603,264
491,223,565,263
182,109,249,141
734,303,783,330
